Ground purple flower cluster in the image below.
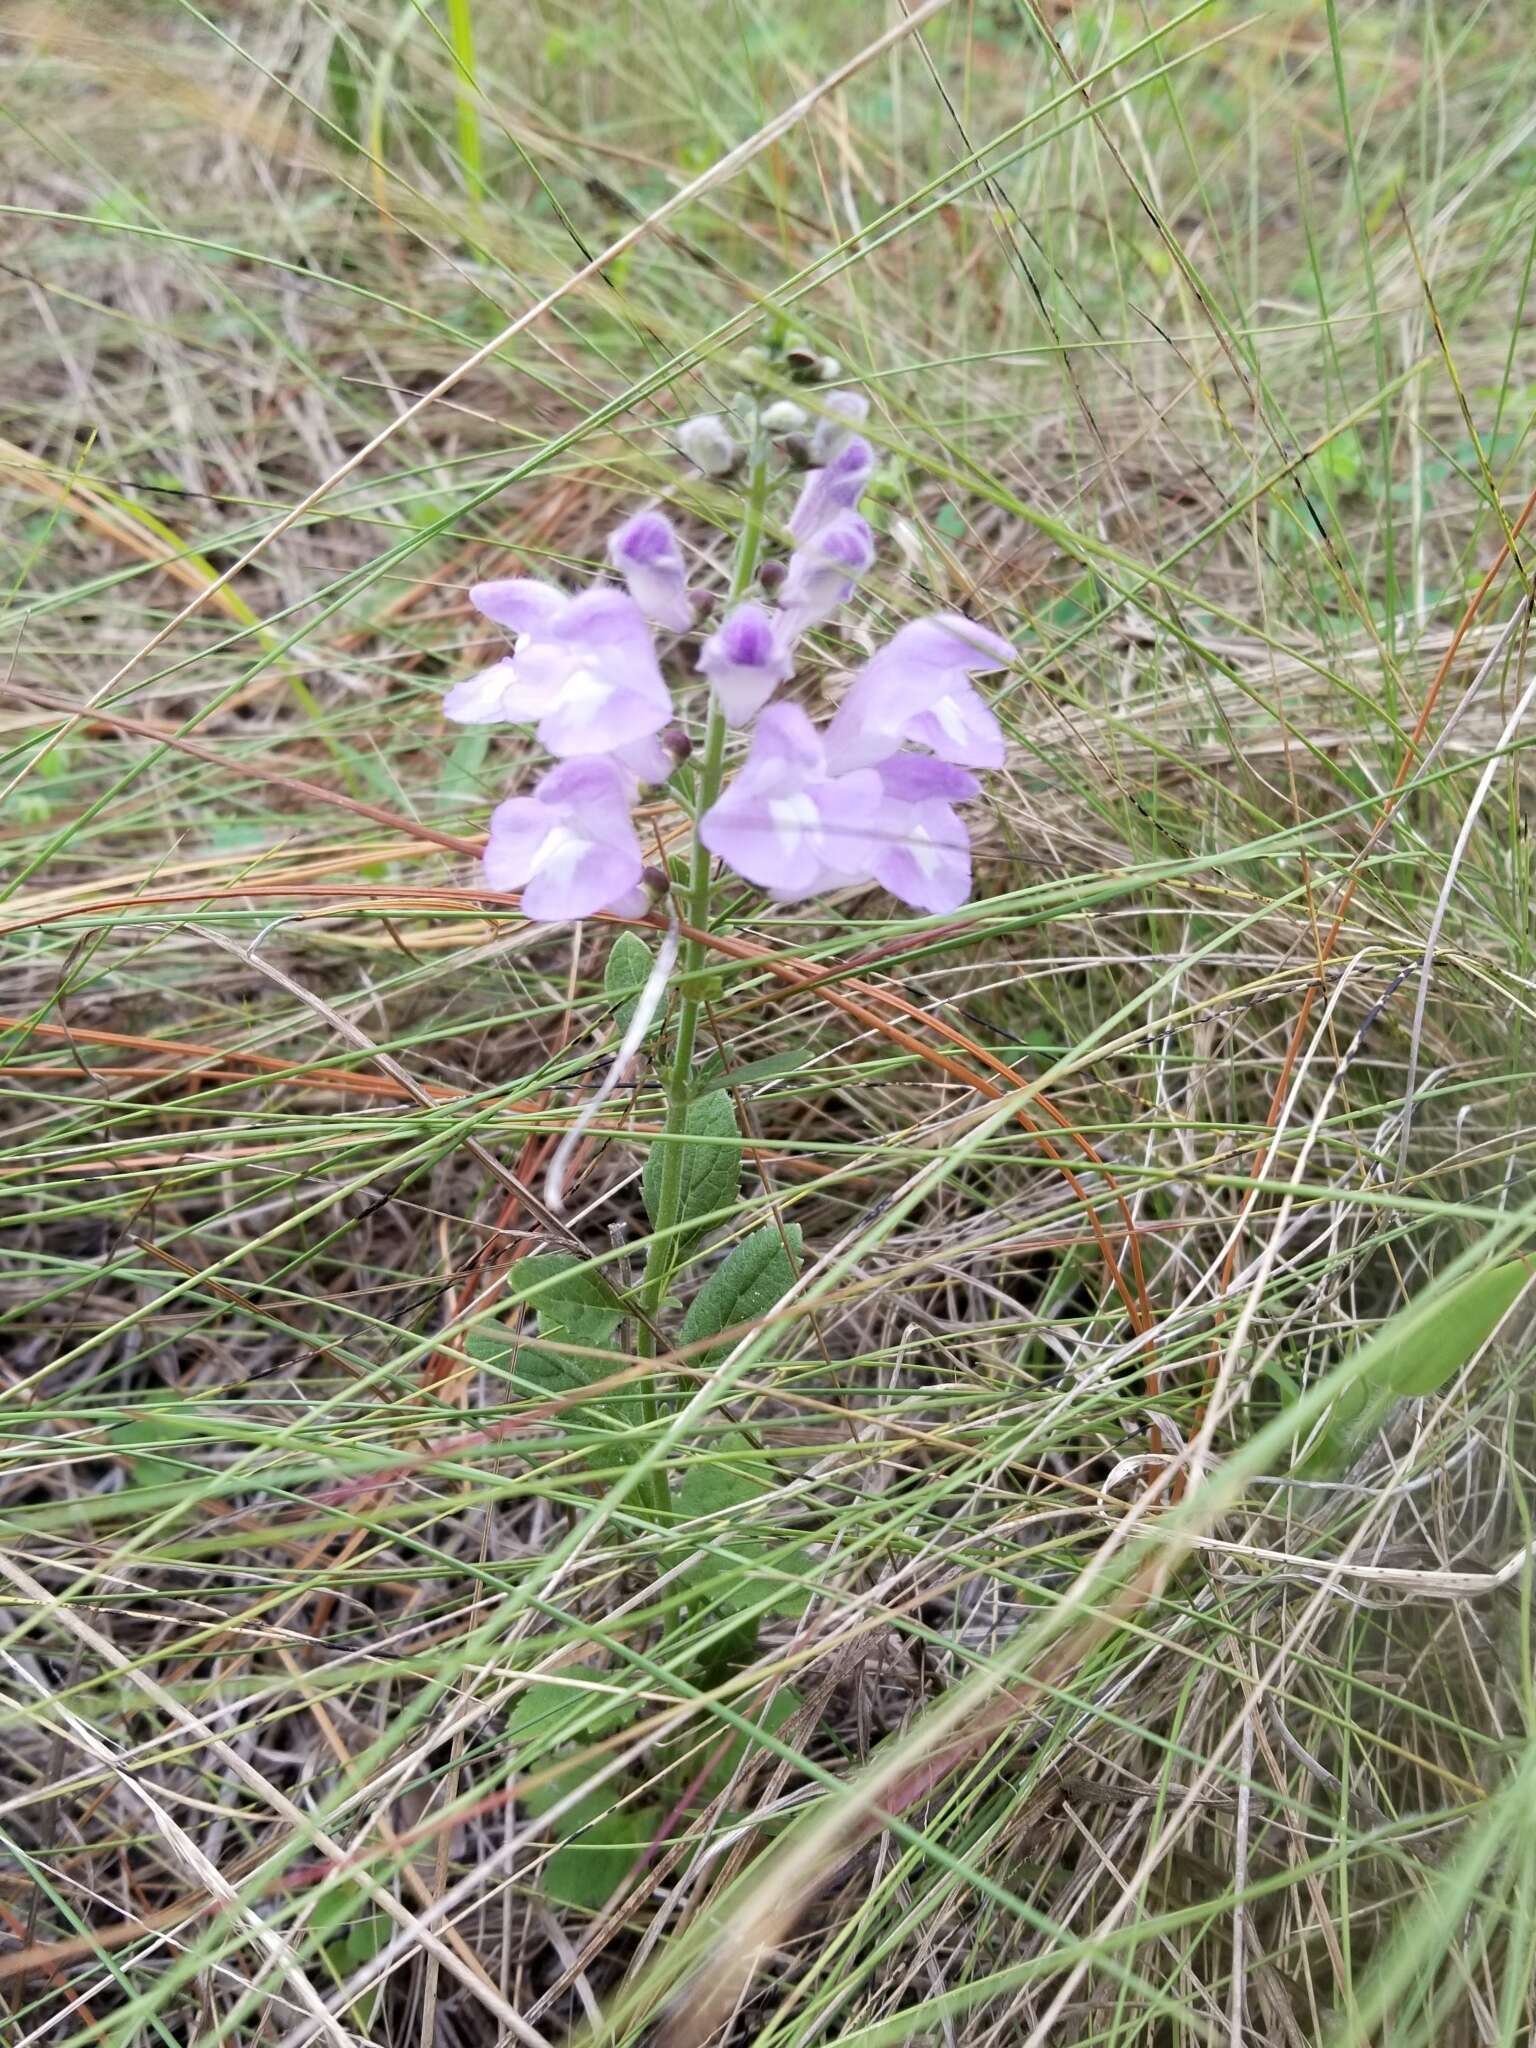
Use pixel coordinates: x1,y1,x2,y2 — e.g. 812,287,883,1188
446,426,1013,920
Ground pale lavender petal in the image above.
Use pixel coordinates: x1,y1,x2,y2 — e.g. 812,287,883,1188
482,794,554,890
697,600,795,725
787,436,875,542
740,702,826,784
607,510,693,632
469,577,569,634
483,759,644,920
700,785,827,895
522,841,642,921
813,768,884,880
779,512,875,640
873,797,972,914
538,679,671,757
901,682,1006,770
810,391,871,465
537,756,636,821
443,659,522,724
824,611,1012,771
498,588,671,757
876,754,981,803
607,732,673,785
700,712,881,899
606,882,652,919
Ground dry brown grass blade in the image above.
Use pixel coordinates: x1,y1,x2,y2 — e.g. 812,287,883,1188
27,0,960,720
0,855,1154,1349
650,1501,1184,2048
9,686,481,855
0,438,258,624
1211,476,1536,1361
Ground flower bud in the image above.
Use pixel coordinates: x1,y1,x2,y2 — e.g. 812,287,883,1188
729,345,773,388
784,334,820,378
676,413,739,478
761,398,808,434
816,355,843,383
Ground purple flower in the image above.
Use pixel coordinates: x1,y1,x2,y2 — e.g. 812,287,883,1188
823,612,1014,772
787,435,874,543
445,582,671,757
778,511,875,642
867,754,977,913
608,731,674,786
699,704,881,899
810,391,871,464
697,600,795,726
606,510,693,632
482,757,648,921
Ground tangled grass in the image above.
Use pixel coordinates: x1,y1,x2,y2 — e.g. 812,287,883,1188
3,2,1536,2043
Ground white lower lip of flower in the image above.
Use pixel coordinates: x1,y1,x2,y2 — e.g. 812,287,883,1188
932,693,971,747
560,664,610,715
532,823,587,887
909,825,942,879
768,792,821,857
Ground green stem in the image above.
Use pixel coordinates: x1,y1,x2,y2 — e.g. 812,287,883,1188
631,431,771,1517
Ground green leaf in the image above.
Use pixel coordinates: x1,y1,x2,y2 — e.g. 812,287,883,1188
605,931,658,1035
508,1675,654,1910
469,1258,639,1450
325,33,363,148
1313,425,1366,497
312,1880,390,2023
542,1804,659,1911
643,1090,742,1257
676,1432,775,1520
504,1254,623,1356
1309,1257,1530,1469
690,1050,806,1098
1377,1258,1528,1397
674,1432,806,1677
697,1686,801,1801
509,1667,631,1754
104,1395,214,1490
442,723,491,799
680,1224,801,1366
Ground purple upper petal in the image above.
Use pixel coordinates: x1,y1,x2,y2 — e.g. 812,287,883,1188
876,754,981,803
787,436,875,543
738,702,826,784
697,600,795,726
869,613,1014,678
778,511,876,642
606,510,693,632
